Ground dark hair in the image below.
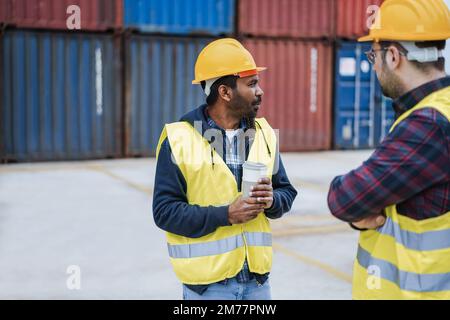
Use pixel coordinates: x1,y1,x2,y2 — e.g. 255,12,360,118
380,40,446,73
200,75,238,105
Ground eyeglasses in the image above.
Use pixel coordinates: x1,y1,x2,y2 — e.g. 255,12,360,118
364,48,389,64
365,46,407,64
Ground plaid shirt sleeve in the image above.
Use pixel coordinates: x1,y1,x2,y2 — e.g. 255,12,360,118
327,108,449,223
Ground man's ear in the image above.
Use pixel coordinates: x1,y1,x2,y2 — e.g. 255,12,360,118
218,85,233,102
386,45,402,70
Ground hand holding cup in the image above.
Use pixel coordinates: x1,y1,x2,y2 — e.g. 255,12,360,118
248,177,273,209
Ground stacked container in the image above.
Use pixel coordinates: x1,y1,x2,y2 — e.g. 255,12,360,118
122,0,236,157
336,0,384,40
238,0,335,151
1,31,123,161
123,0,235,35
124,35,215,157
0,0,123,31
334,41,394,149
243,39,333,151
238,0,335,39
334,0,395,149
1,0,400,162
0,0,123,162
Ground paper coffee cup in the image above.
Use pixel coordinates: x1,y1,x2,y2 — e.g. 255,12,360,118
241,162,268,198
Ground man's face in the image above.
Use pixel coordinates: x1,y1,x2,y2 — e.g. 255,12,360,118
228,75,264,119
372,42,405,99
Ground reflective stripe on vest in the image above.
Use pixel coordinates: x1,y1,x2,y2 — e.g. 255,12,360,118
353,86,450,299
378,217,450,251
244,231,272,247
167,232,272,259
357,245,450,292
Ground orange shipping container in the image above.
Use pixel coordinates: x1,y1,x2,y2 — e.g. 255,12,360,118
238,0,336,39
243,39,333,151
336,0,384,39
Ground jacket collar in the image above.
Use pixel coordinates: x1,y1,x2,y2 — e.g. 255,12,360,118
393,76,450,117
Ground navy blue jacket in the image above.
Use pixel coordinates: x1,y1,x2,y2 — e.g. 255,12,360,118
153,105,298,238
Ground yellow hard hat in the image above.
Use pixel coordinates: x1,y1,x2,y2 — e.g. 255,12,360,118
358,0,450,42
192,38,266,84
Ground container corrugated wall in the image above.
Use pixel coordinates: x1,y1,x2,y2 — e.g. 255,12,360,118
334,41,395,149
125,35,212,157
0,0,11,27
123,0,235,36
243,39,333,151
0,30,122,162
0,0,123,31
238,0,335,39
336,0,384,39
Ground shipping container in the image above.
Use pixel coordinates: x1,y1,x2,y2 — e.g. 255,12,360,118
243,38,333,151
238,0,335,39
334,41,395,149
0,0,123,31
380,95,395,142
0,30,122,162
0,0,11,27
123,0,235,36
125,35,213,157
336,0,384,39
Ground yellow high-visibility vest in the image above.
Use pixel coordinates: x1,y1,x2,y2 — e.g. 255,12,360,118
156,118,277,285
353,86,450,299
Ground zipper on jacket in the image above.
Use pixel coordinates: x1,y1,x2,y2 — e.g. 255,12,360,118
210,146,215,170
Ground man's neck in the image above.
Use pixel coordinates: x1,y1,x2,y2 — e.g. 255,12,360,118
206,105,240,130
400,71,446,97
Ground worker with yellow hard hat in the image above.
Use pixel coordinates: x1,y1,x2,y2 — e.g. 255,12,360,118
153,38,297,300
328,0,450,299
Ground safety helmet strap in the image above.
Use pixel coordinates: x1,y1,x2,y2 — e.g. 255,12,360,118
399,41,444,63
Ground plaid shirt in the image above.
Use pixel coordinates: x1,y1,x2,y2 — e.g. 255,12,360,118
328,77,450,222
207,117,246,190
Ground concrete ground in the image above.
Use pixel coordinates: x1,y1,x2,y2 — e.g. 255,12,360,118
0,150,373,300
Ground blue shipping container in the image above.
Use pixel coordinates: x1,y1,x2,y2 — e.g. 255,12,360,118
334,41,395,149
0,30,122,162
125,35,213,156
123,0,235,35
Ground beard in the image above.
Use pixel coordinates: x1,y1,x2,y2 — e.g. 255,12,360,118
228,91,262,127
379,64,406,99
